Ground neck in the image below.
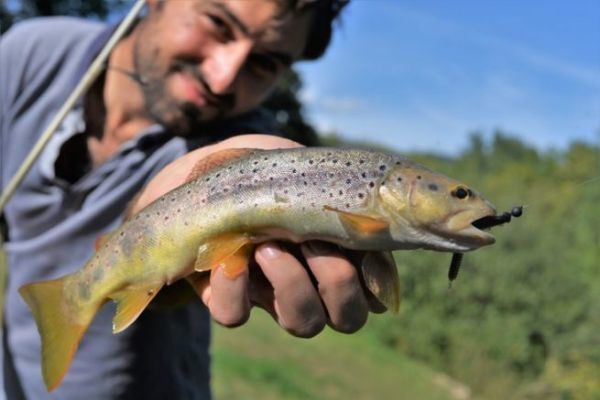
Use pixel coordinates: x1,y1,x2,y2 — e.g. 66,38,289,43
87,26,154,167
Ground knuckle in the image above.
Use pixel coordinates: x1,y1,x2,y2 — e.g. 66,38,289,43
211,305,250,328
330,312,368,334
285,314,326,338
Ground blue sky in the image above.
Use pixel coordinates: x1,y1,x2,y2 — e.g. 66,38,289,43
296,0,600,154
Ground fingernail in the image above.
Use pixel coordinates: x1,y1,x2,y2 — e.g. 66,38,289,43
259,242,281,260
305,241,337,256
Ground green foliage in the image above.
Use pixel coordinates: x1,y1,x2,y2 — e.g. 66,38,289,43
365,132,600,399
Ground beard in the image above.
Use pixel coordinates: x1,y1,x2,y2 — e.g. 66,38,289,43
133,44,234,137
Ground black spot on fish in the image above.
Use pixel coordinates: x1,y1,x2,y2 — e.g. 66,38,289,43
359,159,365,164
252,168,258,173
417,175,422,180
309,160,314,164
397,177,403,182
346,161,352,166
291,159,296,163
223,188,229,193
320,158,326,163
264,157,269,161
187,190,191,195
269,177,274,181
147,289,154,296
369,182,375,188
171,197,176,202
253,161,258,165
301,172,306,177
379,165,386,171
205,177,210,182
120,231,124,237
345,203,351,208
239,170,244,174
216,173,221,178
395,161,402,165
361,172,367,178
293,169,297,174
358,193,365,199
333,159,338,164
339,190,344,195
304,181,308,186
177,208,181,213
428,183,439,191
329,173,335,178
346,179,352,184
272,163,277,167
327,152,332,156
284,190,289,194
321,189,326,193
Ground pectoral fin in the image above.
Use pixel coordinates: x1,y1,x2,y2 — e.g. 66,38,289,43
323,206,389,234
194,233,253,279
110,283,162,333
360,251,401,313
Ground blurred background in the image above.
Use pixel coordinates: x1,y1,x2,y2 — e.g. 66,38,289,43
2,1,599,399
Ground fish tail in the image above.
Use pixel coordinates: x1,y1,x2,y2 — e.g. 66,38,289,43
19,277,100,391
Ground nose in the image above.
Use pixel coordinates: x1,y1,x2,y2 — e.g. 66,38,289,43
203,41,253,95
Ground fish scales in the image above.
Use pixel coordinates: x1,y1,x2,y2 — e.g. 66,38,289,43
19,147,499,391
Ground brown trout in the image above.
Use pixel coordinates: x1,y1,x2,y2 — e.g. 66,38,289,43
19,147,497,390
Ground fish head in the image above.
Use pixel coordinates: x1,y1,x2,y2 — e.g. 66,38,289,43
379,164,497,252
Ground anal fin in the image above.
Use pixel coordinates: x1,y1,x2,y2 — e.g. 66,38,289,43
110,283,162,333
360,251,401,313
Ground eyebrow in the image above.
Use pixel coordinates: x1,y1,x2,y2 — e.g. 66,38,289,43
213,2,295,67
213,2,251,37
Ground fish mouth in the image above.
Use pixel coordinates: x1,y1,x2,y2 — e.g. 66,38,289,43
432,208,497,250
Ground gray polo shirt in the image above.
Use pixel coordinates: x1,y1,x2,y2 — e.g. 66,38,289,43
1,17,279,400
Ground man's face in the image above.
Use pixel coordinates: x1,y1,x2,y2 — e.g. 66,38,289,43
134,0,312,135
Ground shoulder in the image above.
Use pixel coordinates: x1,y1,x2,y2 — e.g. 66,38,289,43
1,17,106,118
3,16,104,45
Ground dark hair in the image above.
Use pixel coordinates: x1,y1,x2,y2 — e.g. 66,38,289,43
284,0,350,60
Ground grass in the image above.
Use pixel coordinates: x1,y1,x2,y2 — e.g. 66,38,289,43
212,310,458,400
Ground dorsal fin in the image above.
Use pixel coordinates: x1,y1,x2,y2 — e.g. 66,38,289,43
186,148,256,182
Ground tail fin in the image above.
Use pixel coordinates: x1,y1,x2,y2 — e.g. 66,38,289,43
19,277,100,391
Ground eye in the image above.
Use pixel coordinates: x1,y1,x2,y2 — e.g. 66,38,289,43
207,14,233,41
452,187,470,199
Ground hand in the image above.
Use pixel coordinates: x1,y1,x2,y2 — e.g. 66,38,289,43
130,134,386,338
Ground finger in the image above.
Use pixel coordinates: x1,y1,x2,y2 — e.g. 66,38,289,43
255,242,326,338
247,262,277,318
302,242,369,333
204,266,251,327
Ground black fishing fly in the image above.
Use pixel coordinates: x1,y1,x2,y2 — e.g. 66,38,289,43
448,206,523,286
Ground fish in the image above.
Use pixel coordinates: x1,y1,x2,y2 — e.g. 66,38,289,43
19,147,498,390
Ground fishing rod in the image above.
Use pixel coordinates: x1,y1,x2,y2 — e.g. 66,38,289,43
0,0,147,213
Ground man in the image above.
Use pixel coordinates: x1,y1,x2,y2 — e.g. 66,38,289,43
1,0,385,398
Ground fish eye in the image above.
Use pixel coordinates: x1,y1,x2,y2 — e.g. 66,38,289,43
452,187,470,199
